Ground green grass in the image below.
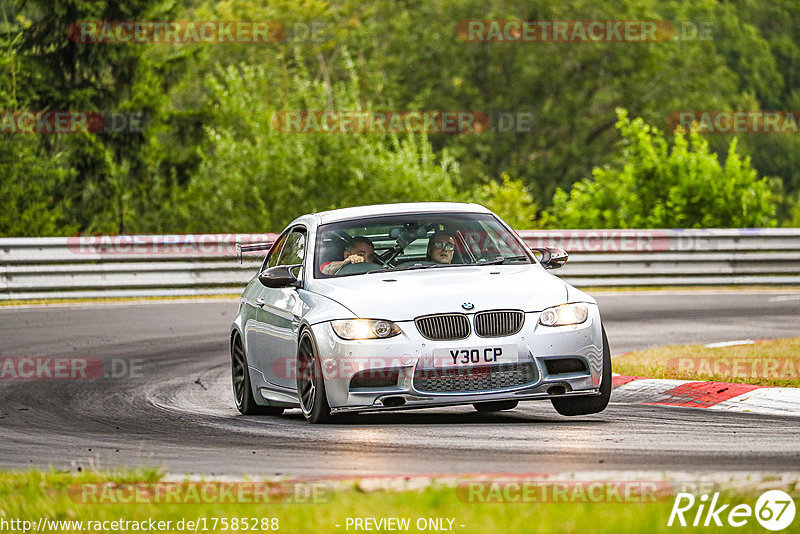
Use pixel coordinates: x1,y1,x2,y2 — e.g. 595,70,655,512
614,337,800,387
0,470,793,533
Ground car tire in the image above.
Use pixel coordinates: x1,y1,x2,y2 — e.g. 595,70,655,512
473,400,519,412
231,332,285,416
550,326,612,416
296,330,333,424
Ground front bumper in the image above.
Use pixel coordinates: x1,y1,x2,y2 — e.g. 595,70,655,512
309,304,604,413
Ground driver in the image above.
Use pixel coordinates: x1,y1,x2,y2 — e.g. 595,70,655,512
321,236,375,275
426,231,456,264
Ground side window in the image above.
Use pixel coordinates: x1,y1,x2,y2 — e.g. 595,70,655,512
277,230,306,266
264,232,288,270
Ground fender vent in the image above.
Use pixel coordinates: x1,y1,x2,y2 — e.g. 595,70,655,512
350,368,400,390
544,358,589,375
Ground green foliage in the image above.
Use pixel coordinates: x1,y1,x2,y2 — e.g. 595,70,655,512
3,0,800,235
1,0,178,235
0,136,78,235
545,109,777,229
1,470,770,534
465,174,537,229
0,9,74,235
788,195,800,228
165,59,460,232
348,0,745,201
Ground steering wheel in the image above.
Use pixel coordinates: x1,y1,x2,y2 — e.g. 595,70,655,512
337,262,384,275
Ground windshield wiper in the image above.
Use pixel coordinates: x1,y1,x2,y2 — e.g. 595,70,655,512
363,266,395,274
364,264,431,274
366,262,459,274
475,255,530,265
390,263,445,272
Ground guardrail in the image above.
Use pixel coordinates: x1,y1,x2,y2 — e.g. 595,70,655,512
518,229,800,287
1,229,799,299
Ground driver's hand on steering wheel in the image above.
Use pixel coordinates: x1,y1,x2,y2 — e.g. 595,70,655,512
345,254,365,265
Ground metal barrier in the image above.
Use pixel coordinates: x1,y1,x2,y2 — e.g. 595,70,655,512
1,229,799,299
518,229,800,287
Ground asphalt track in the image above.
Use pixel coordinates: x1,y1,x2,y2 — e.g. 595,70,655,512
1,291,799,476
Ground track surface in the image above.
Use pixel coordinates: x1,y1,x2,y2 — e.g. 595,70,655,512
1,291,799,476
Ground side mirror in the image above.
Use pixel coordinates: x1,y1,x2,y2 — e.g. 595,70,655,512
532,247,568,269
258,264,301,288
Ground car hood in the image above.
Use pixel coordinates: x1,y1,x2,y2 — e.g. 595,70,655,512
308,265,575,321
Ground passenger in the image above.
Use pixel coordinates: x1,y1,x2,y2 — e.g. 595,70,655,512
321,236,375,275
426,231,456,264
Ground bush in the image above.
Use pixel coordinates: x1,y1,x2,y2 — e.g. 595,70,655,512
465,174,537,229
545,108,777,229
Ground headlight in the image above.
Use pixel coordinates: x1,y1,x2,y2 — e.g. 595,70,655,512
538,303,589,327
331,319,401,340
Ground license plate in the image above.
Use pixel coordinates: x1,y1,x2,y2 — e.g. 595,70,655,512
432,345,518,368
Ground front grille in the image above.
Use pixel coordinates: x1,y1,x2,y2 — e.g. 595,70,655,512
413,363,537,393
415,313,470,340
474,310,524,337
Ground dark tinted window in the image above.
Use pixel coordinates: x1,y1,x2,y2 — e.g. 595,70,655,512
315,212,531,277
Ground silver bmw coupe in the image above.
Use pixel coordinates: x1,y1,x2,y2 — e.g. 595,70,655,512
231,202,610,423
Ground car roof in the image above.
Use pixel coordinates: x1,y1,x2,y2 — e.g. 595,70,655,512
311,202,491,225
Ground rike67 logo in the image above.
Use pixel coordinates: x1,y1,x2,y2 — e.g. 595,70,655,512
668,490,796,531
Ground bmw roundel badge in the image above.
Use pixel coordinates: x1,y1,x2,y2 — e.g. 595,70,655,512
462,302,475,310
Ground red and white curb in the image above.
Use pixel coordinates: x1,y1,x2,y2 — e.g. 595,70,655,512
611,375,800,416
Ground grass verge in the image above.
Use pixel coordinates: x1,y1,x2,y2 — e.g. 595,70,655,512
613,337,800,387
0,470,794,534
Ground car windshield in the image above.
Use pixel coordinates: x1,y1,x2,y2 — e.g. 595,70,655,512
315,212,533,278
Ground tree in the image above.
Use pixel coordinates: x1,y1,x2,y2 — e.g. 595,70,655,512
165,58,462,233
0,8,75,235
8,0,177,233
343,0,749,202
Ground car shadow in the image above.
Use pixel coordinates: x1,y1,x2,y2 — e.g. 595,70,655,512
276,408,606,426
